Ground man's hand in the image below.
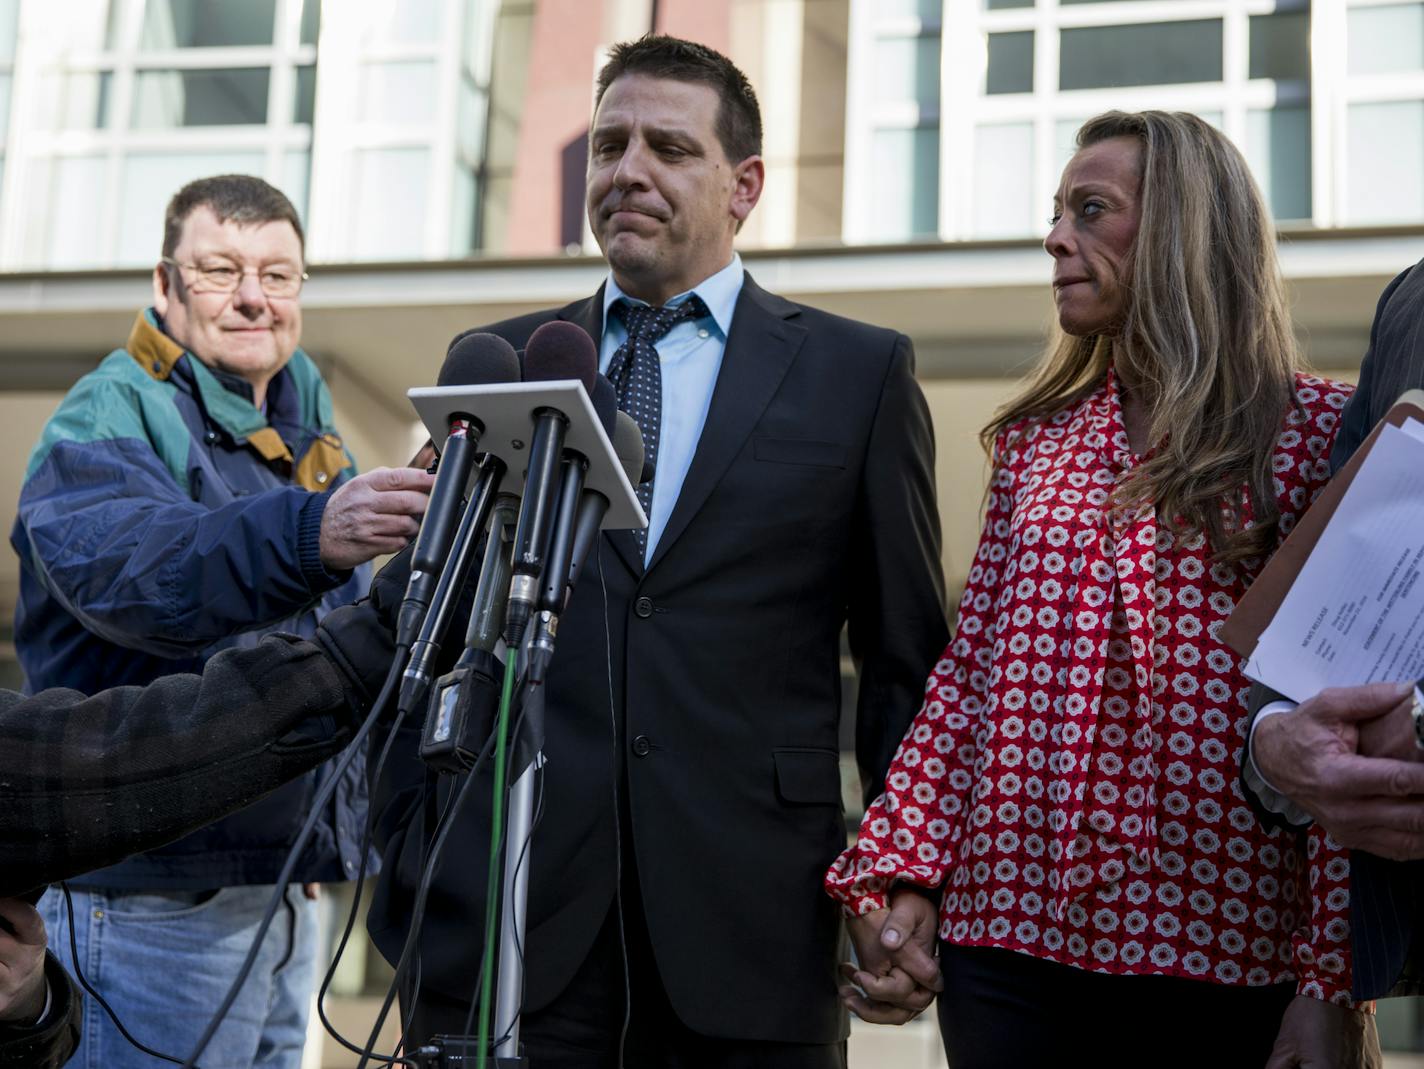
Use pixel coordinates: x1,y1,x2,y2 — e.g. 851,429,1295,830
1253,683,1424,858
319,467,436,572
1265,996,1380,1069
839,889,942,1025
0,898,48,1027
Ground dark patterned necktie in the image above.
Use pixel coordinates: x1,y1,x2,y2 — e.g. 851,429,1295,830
607,294,710,555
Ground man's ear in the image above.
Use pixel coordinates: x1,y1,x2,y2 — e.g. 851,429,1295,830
729,155,765,228
153,262,173,317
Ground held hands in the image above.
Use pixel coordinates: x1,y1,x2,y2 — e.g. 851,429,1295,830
318,466,436,572
1252,683,1424,859
1265,996,1380,1069
0,898,48,1028
840,888,942,1025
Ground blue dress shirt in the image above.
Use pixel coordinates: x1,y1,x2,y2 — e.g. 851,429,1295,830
600,255,745,562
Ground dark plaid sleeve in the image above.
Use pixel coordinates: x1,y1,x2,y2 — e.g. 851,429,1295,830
0,631,369,898
0,953,81,1069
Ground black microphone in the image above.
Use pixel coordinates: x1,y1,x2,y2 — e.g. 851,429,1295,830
397,333,521,647
538,376,617,616
505,322,598,645
420,492,519,772
565,410,645,599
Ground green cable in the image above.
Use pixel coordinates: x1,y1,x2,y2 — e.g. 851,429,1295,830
476,649,521,1069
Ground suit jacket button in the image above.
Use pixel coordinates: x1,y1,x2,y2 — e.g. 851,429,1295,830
632,734,653,757
634,596,654,618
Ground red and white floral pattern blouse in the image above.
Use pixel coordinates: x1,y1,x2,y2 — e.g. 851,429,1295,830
826,371,1357,1004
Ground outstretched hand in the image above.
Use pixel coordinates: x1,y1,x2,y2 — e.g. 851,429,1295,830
840,888,942,1025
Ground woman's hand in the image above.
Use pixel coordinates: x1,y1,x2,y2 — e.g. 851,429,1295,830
1265,996,1381,1069
0,898,48,1028
839,888,942,1025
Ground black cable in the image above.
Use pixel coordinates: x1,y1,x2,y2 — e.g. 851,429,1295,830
313,706,419,1064
59,882,203,1067
182,641,411,1069
356,719,503,1069
596,544,634,1067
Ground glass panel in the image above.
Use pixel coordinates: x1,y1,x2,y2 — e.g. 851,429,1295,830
463,0,495,82
986,0,1033,8
873,36,940,108
879,0,941,18
117,150,265,264
47,156,107,267
0,0,18,60
140,0,277,49
868,126,938,240
359,0,441,45
1349,3,1424,75
974,122,1033,237
294,65,316,124
1250,11,1310,81
457,77,487,163
132,68,269,126
48,71,113,129
986,31,1033,94
281,150,311,223
452,164,477,256
1245,106,1311,221
0,74,9,142
353,147,429,259
1060,20,1223,90
299,0,320,46
359,61,438,124
1346,100,1424,223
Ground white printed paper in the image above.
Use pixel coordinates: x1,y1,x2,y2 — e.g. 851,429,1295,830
1246,422,1424,701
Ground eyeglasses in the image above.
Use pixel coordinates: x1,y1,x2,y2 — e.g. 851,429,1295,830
161,257,309,299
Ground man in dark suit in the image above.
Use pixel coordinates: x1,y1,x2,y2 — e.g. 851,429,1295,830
1246,257,1424,1006
368,34,948,1067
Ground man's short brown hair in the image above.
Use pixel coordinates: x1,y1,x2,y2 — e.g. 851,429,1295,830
162,175,305,259
594,34,762,164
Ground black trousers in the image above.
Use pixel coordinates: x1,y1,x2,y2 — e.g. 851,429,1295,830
937,944,1297,1069
403,890,846,1069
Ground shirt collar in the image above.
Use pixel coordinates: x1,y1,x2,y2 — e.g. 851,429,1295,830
602,254,745,339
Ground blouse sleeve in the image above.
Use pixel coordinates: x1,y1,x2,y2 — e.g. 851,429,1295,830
825,425,1022,915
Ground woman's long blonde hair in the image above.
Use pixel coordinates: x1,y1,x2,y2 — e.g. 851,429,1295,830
982,111,1302,564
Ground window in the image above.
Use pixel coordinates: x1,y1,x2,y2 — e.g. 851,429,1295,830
849,0,1314,241
1059,21,1224,91
6,0,317,267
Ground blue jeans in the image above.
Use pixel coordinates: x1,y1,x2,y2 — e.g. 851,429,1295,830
40,884,319,1069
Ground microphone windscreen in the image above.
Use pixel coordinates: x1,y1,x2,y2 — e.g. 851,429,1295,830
523,322,598,393
613,411,648,486
441,332,521,386
590,374,617,436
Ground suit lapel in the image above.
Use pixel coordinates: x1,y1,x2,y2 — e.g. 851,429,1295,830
555,288,648,577
646,275,806,573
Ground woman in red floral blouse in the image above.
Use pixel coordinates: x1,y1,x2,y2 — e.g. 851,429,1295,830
825,111,1378,1068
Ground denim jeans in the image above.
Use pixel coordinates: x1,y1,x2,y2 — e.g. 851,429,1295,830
40,884,319,1069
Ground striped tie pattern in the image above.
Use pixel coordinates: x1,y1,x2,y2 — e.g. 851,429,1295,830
607,295,710,556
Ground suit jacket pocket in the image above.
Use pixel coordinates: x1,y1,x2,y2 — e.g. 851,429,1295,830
754,437,847,469
773,748,844,806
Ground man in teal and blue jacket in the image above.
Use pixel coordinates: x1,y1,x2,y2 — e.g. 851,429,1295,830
10,175,433,1069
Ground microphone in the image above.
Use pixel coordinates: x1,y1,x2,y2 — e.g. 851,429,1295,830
397,333,521,647
538,376,617,617
505,322,598,645
420,492,519,772
565,410,645,599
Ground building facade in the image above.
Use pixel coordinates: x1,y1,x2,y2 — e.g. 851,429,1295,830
1,0,1422,1054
